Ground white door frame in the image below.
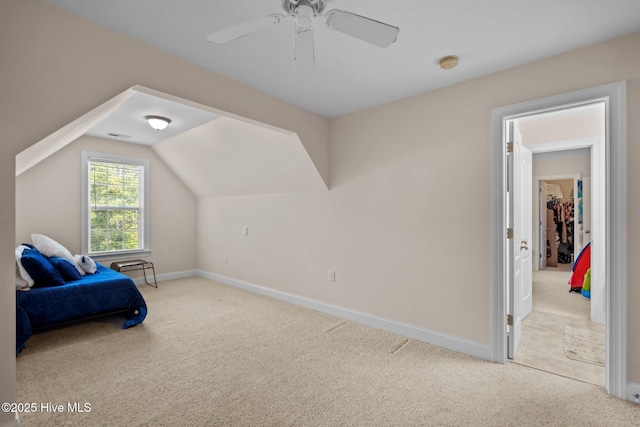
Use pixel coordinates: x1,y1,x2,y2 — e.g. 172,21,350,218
490,81,627,399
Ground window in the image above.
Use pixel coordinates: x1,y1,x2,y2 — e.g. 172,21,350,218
81,151,149,257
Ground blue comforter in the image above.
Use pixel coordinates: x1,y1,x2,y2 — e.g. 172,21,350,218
16,263,147,354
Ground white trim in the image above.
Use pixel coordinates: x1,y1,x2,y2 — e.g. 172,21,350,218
628,382,640,404
92,250,151,263
198,270,492,360
490,106,508,364
81,151,150,256
491,81,627,398
127,269,198,286
527,136,599,153
607,81,628,399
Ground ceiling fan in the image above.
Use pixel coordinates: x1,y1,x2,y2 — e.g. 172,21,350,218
206,0,400,72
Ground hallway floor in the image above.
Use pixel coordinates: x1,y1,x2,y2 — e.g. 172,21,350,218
513,265,605,387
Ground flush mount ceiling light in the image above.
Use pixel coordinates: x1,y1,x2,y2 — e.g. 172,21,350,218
144,115,171,130
439,55,459,70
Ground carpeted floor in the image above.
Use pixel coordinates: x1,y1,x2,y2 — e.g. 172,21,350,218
16,277,640,426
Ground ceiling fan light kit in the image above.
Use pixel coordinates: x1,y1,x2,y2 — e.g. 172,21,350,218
206,0,400,72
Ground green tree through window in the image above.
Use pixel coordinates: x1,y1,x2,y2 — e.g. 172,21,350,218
88,158,146,253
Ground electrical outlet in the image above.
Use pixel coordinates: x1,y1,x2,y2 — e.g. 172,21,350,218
329,270,335,282
242,227,248,235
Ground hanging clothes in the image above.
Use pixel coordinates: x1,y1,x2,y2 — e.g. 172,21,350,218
550,197,574,263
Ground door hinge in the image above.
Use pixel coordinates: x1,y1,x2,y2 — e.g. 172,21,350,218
507,314,514,326
506,142,513,153
507,228,514,239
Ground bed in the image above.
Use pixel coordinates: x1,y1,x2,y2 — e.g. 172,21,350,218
16,262,147,354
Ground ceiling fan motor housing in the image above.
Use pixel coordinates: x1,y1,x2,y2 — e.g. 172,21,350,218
281,0,327,15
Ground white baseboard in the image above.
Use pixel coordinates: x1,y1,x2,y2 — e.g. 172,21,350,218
129,269,198,286
197,270,492,361
628,381,640,404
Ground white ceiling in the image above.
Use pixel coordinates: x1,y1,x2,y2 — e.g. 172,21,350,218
42,0,640,118
86,92,221,145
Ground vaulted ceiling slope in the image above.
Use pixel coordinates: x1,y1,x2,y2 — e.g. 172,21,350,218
42,0,640,118
154,116,327,198
17,86,328,197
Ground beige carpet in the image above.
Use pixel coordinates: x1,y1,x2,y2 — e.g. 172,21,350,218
564,326,606,366
16,277,640,426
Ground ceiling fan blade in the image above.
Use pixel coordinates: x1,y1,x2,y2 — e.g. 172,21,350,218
324,9,399,48
294,25,315,73
293,3,315,73
206,14,285,44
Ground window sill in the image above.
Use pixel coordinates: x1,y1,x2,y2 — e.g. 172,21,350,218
90,250,151,264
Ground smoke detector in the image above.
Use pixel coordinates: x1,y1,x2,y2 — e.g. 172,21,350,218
439,55,459,70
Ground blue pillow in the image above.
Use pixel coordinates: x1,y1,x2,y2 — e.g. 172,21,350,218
20,248,65,287
49,257,82,281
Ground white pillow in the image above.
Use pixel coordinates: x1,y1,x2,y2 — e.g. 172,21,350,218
31,234,85,275
16,275,29,291
31,233,73,258
74,255,97,274
15,244,35,288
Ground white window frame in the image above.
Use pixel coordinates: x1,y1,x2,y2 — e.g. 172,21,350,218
81,151,150,261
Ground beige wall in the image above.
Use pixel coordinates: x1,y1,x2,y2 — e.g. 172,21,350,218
0,0,329,422
532,149,591,179
544,178,576,199
198,32,640,383
1,1,639,418
15,135,197,275
518,103,605,146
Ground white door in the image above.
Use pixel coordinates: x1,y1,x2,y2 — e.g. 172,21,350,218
508,121,533,359
582,177,592,245
539,180,547,270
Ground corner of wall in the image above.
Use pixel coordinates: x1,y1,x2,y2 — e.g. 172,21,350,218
0,412,20,427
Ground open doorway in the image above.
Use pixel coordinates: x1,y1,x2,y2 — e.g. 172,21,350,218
490,81,627,399
535,173,584,269
511,117,603,385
